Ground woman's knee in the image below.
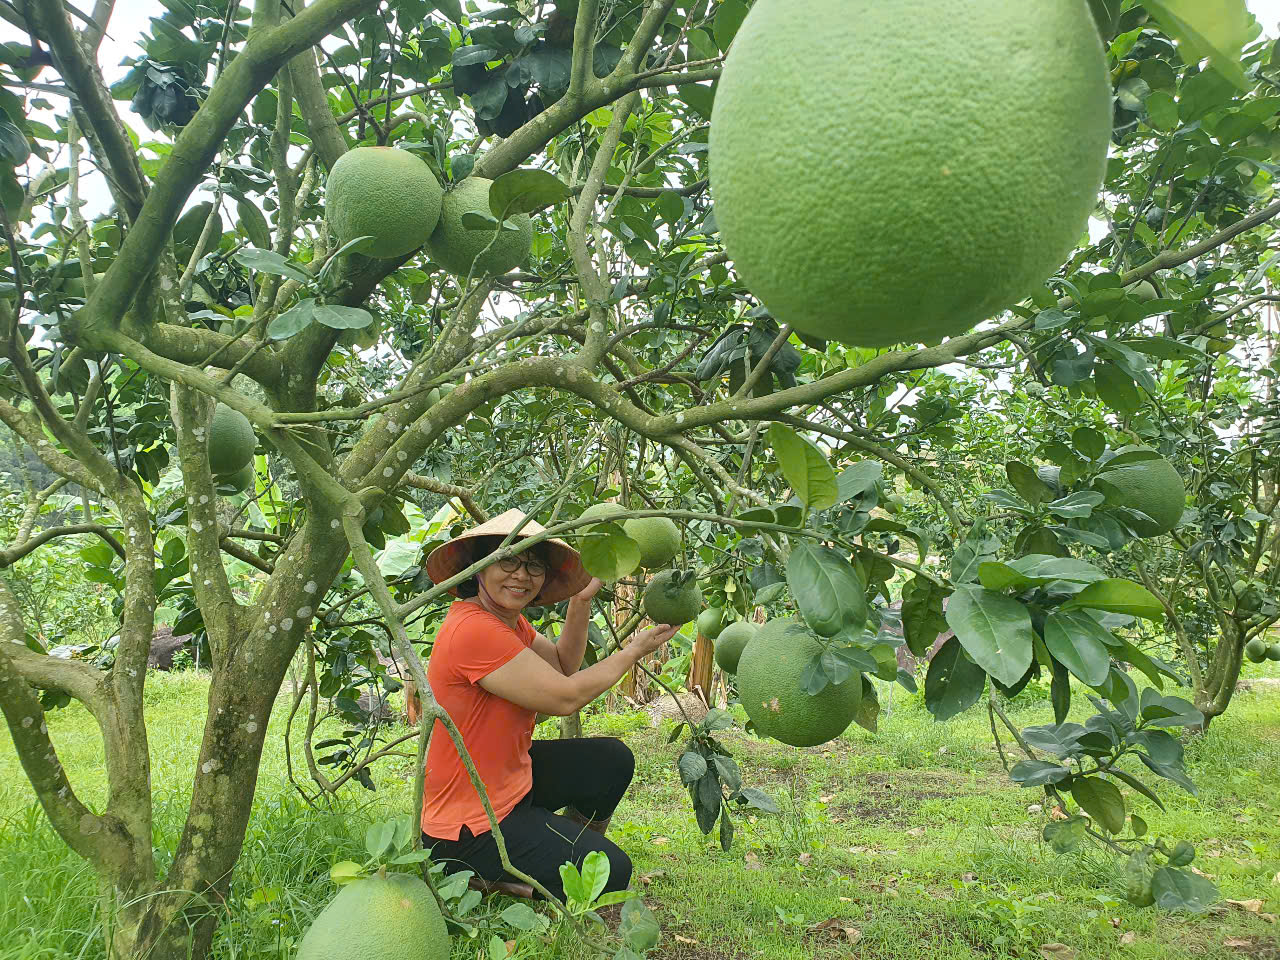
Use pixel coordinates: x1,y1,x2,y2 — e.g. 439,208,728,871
605,846,633,892
596,737,635,785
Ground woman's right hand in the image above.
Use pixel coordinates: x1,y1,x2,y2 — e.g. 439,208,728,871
631,623,682,658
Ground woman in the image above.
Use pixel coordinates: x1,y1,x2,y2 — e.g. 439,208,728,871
420,509,681,902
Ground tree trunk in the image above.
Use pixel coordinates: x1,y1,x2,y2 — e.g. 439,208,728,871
687,631,714,707
560,711,582,739
1192,619,1246,733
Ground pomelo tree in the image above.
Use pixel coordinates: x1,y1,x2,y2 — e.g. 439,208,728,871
0,0,1275,956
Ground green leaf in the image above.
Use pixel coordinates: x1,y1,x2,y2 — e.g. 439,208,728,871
236,197,271,250
489,168,572,218
1010,759,1072,787
1071,776,1126,834
1167,839,1195,867
266,298,316,341
1064,579,1163,620
579,849,610,904
580,531,641,582
314,304,375,330
1044,490,1105,519
944,583,1035,688
713,0,749,50
1144,0,1253,90
924,635,987,721
1043,610,1114,687
1006,555,1106,584
619,897,661,952
559,861,587,904
852,675,879,733
459,209,522,232
786,543,866,637
234,247,311,284
900,576,949,657
329,860,363,884
1151,865,1219,912
735,786,779,813
1007,461,1054,505
719,806,734,851
767,424,838,509
677,750,708,786
365,820,395,859
1072,426,1107,460
1043,815,1088,852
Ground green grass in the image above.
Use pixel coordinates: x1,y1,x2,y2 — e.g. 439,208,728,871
2,663,1279,960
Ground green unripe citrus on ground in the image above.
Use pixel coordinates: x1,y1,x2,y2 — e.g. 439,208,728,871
736,619,862,747
326,147,443,259
623,516,680,568
216,463,255,495
297,871,449,960
1095,452,1186,538
1244,637,1268,663
207,403,256,475
642,570,703,625
709,0,1110,347
697,605,725,639
1268,643,1280,662
714,621,758,675
426,178,533,277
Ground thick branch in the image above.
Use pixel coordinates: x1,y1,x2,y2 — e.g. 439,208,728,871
0,522,124,567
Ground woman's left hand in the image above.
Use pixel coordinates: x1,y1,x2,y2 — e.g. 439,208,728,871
573,577,604,604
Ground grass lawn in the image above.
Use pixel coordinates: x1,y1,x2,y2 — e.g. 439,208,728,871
2,663,1278,960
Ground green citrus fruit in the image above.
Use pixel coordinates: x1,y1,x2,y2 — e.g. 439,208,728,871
709,0,1111,347
207,403,256,476
697,605,725,639
1095,452,1186,538
1244,637,1268,663
623,516,680,568
216,463,255,495
1268,643,1280,662
426,177,533,277
736,618,862,747
326,147,443,259
579,502,627,527
642,570,703,625
297,871,449,960
1127,279,1158,301
714,620,758,675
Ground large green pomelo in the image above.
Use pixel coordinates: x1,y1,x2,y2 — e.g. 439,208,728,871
714,621,758,674
1096,453,1186,538
1244,637,1268,664
736,619,862,747
326,147,443,259
709,0,1111,347
297,872,449,960
207,404,256,475
426,178,533,277
642,570,703,625
623,516,680,568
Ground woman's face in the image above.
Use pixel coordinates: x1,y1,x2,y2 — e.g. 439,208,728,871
475,551,547,614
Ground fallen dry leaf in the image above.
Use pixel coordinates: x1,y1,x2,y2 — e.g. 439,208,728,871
1191,866,1217,880
819,794,835,803
744,852,763,872
1028,803,1043,814
1038,945,1076,959
848,845,868,854
1050,807,1070,821
1120,931,1136,946
638,870,664,885
1225,937,1254,950
674,935,698,945
961,872,978,883
649,836,670,845
845,928,864,945
839,896,852,902
798,852,813,865
1225,899,1265,913
1110,917,1122,928
1262,913,1278,924
830,816,845,823
907,827,926,837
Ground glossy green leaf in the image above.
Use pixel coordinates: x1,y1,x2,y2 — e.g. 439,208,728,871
1145,0,1252,90
786,543,865,637
489,168,572,218
924,635,986,721
767,424,838,509
1071,776,1126,834
1043,610,1114,687
1063,579,1163,620
944,583,1035,688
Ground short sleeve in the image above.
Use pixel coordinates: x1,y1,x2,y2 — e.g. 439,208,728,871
451,610,528,684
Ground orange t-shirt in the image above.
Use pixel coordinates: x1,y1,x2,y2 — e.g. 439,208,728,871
421,601,539,840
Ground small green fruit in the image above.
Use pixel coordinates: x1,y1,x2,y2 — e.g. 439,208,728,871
1244,637,1268,663
1268,642,1280,662
642,570,702,625
697,606,725,639
623,516,680,568
714,621,758,674
207,404,256,475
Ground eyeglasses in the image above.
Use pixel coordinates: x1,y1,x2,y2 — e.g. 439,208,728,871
496,556,548,577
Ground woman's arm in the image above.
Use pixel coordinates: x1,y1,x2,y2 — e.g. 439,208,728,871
553,578,603,674
478,623,680,715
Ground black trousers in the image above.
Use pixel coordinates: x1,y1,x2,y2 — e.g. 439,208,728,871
423,736,635,901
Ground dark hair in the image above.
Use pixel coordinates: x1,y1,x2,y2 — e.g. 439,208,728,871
457,536,551,602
